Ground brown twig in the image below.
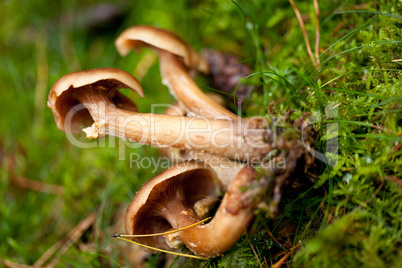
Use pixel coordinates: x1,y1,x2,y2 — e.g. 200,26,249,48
266,227,283,248
1,260,32,268
371,124,396,134
273,250,286,259
320,188,335,226
263,256,269,268
357,180,385,210
385,176,402,188
352,3,369,10
11,176,63,195
289,0,318,69
7,153,63,195
34,211,97,267
390,142,402,161
340,167,356,172
272,244,300,268
272,251,292,268
331,22,344,37
247,238,263,268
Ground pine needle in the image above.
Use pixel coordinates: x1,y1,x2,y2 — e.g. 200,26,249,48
112,217,212,260
113,217,211,238
116,237,208,260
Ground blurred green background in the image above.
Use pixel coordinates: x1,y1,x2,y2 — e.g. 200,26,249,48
1,0,401,267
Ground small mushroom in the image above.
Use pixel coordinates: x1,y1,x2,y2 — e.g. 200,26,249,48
47,68,271,160
115,25,238,119
125,160,262,258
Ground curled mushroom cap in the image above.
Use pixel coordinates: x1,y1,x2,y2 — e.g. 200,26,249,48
47,67,144,132
125,160,219,250
125,160,260,258
115,25,238,120
115,25,209,74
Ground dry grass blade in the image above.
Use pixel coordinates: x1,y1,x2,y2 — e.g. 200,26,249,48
33,29,48,126
59,14,81,72
313,0,320,65
133,51,157,81
33,211,97,267
289,0,317,69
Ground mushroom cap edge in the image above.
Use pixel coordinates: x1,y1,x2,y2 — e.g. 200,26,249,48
47,67,144,131
115,25,209,74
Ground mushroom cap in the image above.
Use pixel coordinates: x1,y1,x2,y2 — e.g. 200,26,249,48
115,25,209,74
47,67,144,132
125,160,220,250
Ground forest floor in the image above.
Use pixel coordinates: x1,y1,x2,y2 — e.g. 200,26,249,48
0,0,401,267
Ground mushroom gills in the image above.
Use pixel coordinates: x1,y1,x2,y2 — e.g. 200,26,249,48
125,161,259,258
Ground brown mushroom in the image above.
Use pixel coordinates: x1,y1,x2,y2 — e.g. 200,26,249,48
125,160,263,258
47,67,271,160
159,99,245,190
115,25,238,119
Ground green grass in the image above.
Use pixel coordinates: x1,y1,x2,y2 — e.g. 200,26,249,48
1,0,401,267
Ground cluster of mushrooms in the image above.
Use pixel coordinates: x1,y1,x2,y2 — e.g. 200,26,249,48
47,25,315,259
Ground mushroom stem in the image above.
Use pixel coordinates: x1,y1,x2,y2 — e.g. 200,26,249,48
161,166,258,258
161,198,200,230
159,102,246,190
158,50,238,119
73,86,270,160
